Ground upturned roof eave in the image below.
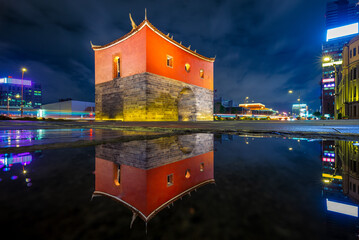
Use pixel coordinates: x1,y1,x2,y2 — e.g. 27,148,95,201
91,20,215,62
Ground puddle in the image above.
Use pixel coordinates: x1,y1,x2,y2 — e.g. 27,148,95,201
0,134,358,239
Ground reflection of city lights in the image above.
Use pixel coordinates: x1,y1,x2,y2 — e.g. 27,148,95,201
289,148,293,151
326,199,358,217
323,179,330,183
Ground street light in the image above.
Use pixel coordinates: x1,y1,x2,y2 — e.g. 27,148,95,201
7,94,20,117
289,90,301,116
323,56,331,62
21,68,27,118
7,97,11,116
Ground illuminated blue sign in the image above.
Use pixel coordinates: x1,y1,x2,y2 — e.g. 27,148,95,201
0,78,32,86
327,23,359,41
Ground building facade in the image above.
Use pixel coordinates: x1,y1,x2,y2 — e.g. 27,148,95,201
92,16,214,121
0,77,42,112
41,100,95,119
322,0,359,116
336,35,359,118
292,103,308,117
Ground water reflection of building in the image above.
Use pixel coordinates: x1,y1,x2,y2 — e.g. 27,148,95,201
321,140,342,198
0,151,41,187
93,134,214,226
338,140,359,203
321,140,359,237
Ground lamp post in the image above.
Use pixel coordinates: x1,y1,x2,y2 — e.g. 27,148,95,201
7,96,10,116
242,96,249,115
289,90,301,117
7,94,20,117
21,68,27,118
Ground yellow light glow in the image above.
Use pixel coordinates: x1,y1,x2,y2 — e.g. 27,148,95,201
23,170,27,174
289,147,293,151
22,68,27,72
15,94,20,98
322,60,342,67
323,57,331,62
297,98,300,102
323,179,330,183
322,173,342,180
288,90,293,94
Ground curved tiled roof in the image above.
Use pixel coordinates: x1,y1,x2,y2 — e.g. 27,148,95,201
91,19,215,63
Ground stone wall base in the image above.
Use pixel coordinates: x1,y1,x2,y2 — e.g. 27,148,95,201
95,72,213,121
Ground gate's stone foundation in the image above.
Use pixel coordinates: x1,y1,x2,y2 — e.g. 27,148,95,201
95,72,213,121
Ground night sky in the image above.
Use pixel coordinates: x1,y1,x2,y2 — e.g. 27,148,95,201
0,0,327,112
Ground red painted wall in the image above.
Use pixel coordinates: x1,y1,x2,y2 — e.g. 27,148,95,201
94,28,147,85
145,25,214,90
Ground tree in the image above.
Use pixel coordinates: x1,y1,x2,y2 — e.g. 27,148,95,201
313,111,321,117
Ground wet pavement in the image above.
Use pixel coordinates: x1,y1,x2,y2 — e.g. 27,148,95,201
1,133,359,239
1,120,359,140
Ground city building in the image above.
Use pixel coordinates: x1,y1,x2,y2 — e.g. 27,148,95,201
41,99,95,119
292,103,308,117
335,35,359,118
93,134,214,224
0,77,42,116
92,14,214,121
238,103,277,116
322,0,359,117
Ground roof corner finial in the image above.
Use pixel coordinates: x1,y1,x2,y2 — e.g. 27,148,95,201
194,49,197,53
167,33,170,37
188,45,191,50
180,41,182,45
90,41,99,49
145,8,147,20
129,13,137,30
171,35,173,39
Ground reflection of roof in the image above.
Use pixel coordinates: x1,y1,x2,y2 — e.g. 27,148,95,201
91,19,215,62
93,179,215,222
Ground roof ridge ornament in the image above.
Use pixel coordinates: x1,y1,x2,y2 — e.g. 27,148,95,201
90,41,100,48
129,13,137,30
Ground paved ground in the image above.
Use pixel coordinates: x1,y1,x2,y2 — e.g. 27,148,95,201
1,119,359,153
1,119,359,137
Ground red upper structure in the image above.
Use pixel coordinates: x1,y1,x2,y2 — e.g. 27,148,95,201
92,15,215,90
94,151,214,222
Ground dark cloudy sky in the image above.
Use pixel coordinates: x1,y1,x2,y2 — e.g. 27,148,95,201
0,0,327,112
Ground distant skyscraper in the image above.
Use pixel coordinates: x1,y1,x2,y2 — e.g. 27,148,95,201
322,0,359,116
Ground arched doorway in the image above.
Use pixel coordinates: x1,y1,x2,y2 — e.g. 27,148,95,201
178,88,196,121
